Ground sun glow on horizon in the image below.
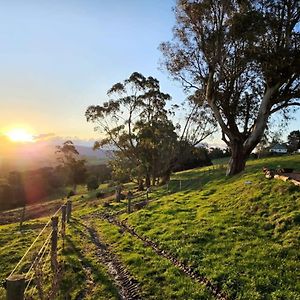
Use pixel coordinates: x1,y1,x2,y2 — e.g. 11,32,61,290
5,128,34,143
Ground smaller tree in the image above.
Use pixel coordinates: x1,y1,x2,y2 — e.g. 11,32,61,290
86,72,179,188
8,171,26,228
56,141,87,192
86,176,99,191
208,147,230,160
173,142,212,172
287,130,300,152
0,181,13,211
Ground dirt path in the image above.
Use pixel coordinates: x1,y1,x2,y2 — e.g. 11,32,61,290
96,212,229,300
78,218,141,300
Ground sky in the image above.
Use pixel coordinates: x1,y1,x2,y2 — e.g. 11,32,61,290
0,0,299,147
0,0,186,142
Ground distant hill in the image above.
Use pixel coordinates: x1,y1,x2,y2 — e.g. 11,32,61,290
76,145,109,159
0,141,110,173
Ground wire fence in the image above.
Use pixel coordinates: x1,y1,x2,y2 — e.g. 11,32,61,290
4,200,72,300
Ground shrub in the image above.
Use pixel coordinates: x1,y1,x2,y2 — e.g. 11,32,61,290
86,176,99,191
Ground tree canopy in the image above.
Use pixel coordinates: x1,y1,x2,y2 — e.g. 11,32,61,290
56,140,87,191
86,72,213,187
86,72,178,187
287,130,300,152
161,0,300,175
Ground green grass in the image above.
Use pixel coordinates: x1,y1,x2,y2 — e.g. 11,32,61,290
92,218,213,299
212,156,230,165
0,218,53,299
121,155,300,299
1,154,299,299
59,218,118,299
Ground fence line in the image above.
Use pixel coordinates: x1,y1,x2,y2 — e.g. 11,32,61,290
5,200,71,300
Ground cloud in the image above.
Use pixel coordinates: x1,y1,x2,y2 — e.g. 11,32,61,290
33,133,55,141
35,135,97,147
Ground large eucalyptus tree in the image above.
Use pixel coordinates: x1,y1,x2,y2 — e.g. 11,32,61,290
161,0,300,175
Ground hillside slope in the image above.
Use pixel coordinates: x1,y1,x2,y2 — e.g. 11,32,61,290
1,155,299,299
97,155,300,299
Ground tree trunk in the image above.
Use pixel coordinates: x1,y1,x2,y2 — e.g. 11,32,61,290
137,179,144,191
226,142,248,176
115,186,121,202
160,172,171,185
145,173,151,188
151,176,156,186
73,184,77,193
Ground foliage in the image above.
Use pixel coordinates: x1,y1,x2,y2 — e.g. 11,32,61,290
177,99,217,146
86,176,99,191
67,190,76,198
86,72,178,187
287,130,300,152
56,141,87,190
161,0,300,175
173,143,212,172
109,152,135,184
0,167,68,211
87,164,112,184
208,147,230,160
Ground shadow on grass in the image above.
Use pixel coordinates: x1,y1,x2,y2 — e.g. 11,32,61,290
61,219,118,299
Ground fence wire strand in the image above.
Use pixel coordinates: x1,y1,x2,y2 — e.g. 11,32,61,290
25,230,52,278
9,204,63,277
24,230,52,294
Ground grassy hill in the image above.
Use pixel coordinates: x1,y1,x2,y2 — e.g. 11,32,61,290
0,155,299,299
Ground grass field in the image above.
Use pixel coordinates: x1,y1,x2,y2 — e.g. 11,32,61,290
0,155,299,299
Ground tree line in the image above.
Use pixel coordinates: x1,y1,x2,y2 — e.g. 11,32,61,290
0,145,111,211
0,137,215,211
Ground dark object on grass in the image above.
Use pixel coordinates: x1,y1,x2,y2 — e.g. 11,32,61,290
134,200,148,210
277,168,294,173
96,192,104,199
103,201,110,207
67,190,75,198
262,167,275,179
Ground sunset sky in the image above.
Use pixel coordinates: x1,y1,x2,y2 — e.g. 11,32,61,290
0,0,299,147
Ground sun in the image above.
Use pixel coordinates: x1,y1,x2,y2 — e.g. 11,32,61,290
5,128,34,142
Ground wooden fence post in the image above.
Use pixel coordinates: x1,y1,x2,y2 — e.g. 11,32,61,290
19,206,26,230
61,205,66,247
127,198,131,214
51,216,58,271
6,274,25,300
127,191,133,214
115,185,121,202
66,200,72,223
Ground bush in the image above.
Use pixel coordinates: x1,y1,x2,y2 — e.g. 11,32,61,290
173,145,212,172
86,176,99,191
